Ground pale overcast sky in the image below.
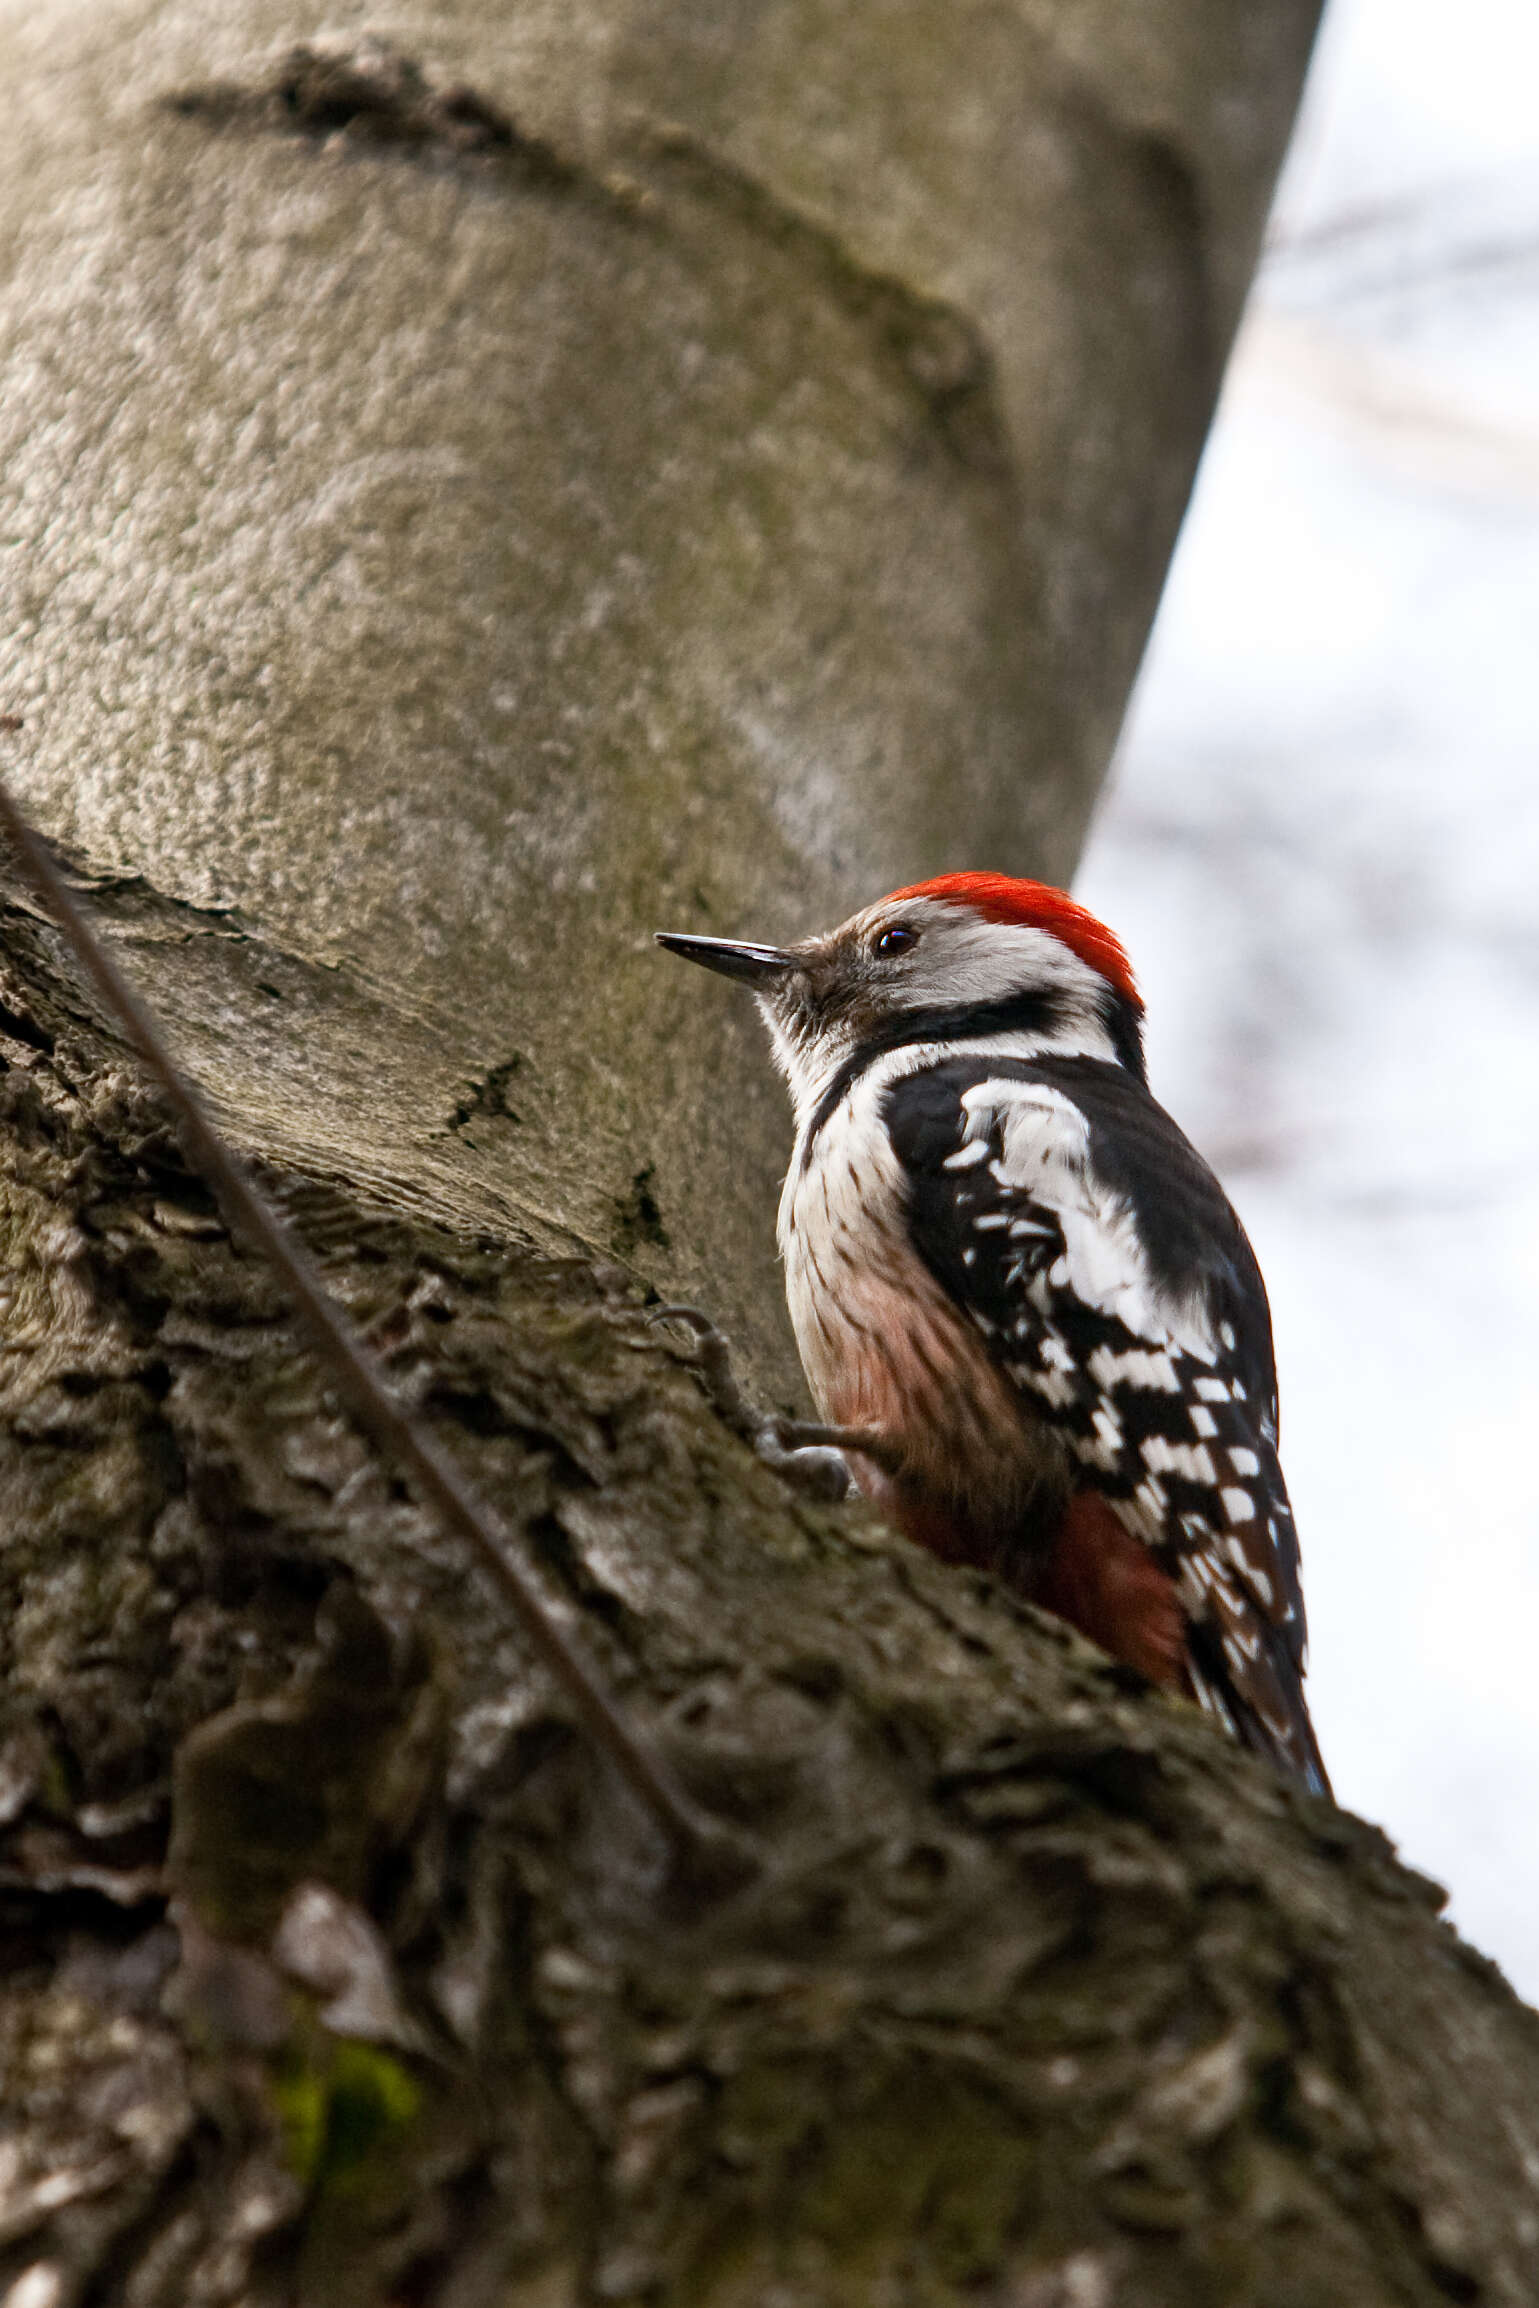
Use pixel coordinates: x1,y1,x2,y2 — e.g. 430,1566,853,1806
1080,0,1539,1994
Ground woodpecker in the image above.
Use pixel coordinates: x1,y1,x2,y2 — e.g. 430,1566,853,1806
657,872,1330,1796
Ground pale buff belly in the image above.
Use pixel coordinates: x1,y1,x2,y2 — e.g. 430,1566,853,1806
783,1183,1070,1563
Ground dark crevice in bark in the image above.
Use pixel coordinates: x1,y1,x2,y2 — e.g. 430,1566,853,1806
634,119,1018,480
161,34,647,216
163,35,1020,490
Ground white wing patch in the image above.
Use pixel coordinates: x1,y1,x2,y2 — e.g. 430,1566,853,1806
964,1079,1217,1362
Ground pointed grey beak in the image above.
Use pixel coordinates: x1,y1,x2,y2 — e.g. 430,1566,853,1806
654,931,796,985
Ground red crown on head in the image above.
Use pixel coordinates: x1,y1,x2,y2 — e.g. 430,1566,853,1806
882,873,1142,1012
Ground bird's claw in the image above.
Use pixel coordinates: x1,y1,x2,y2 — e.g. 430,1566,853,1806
648,1304,757,1436
756,1420,857,1500
649,1305,863,1499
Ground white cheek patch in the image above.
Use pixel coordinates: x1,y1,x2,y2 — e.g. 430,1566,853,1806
890,909,1114,1024
764,896,1133,1122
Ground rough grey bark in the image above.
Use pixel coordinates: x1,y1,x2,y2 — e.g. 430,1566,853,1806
4,925,1539,2308
9,7,1537,2308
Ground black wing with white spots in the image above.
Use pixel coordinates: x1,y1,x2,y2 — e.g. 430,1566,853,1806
884,1055,1329,1795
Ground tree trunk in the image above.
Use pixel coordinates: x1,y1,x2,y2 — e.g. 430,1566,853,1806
8,6,1537,2306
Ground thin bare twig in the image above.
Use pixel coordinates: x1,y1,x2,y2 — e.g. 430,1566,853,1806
0,759,723,1863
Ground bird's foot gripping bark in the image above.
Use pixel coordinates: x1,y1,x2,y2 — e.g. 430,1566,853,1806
650,1306,896,1500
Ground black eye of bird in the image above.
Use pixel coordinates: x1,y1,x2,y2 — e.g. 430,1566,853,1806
873,924,918,959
